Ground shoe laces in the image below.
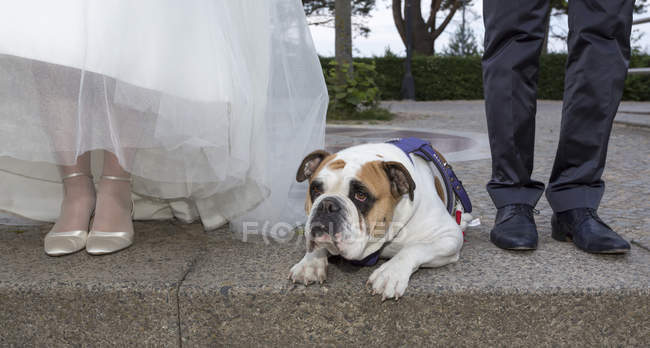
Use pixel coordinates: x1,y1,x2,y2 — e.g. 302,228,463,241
497,204,538,224
585,208,609,227
561,208,610,231
512,204,538,218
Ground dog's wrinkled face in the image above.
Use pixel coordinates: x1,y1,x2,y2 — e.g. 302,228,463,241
296,149,415,260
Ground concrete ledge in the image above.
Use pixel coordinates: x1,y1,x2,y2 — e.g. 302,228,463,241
179,229,649,346
2,220,649,346
615,101,650,128
615,112,650,128
0,222,207,346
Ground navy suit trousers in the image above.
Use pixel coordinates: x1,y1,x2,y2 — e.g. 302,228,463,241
482,0,634,212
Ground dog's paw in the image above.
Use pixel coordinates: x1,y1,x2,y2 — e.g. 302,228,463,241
367,260,411,301
288,255,327,286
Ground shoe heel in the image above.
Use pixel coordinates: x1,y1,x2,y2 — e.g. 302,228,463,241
551,215,571,242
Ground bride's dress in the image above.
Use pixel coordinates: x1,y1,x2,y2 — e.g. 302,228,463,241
0,0,327,232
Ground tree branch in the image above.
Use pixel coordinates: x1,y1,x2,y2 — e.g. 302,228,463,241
307,17,335,26
432,0,460,39
426,0,443,29
392,0,407,45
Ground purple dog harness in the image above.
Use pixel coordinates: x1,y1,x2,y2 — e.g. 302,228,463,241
387,137,472,214
349,137,472,266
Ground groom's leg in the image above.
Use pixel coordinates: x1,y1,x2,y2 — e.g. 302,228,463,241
482,0,548,209
545,0,634,212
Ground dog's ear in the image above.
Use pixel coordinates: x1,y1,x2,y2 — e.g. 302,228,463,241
383,161,416,201
296,150,331,182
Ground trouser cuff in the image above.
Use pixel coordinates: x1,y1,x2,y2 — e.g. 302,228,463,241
487,184,545,209
545,186,604,213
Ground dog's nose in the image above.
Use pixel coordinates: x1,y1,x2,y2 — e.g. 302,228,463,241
310,222,328,237
318,198,341,214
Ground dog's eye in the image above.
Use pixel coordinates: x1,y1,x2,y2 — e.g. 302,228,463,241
311,185,322,198
354,191,367,202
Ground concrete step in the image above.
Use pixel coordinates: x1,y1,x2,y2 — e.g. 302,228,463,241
615,101,650,128
2,221,648,346
0,222,204,347
616,112,650,128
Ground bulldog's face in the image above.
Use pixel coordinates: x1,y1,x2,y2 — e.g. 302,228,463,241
296,149,415,260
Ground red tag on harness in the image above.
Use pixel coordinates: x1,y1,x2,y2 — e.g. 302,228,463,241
455,210,465,238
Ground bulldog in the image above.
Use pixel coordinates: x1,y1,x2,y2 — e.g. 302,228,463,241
289,141,471,300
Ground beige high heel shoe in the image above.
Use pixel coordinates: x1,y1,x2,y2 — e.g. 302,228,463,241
86,175,134,255
44,172,94,256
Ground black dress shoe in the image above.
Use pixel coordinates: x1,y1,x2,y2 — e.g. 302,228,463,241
552,208,630,254
490,204,538,250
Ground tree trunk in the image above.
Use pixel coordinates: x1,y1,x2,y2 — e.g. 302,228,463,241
393,0,460,56
413,27,434,55
412,0,434,55
335,0,353,83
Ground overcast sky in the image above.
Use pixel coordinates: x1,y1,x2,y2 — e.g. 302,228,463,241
308,0,650,57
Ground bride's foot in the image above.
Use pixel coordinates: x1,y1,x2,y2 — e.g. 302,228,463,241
87,175,134,255
45,173,96,256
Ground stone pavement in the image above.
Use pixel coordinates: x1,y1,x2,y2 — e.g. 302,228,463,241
1,101,649,346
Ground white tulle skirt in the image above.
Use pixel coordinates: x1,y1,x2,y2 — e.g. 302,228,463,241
0,0,327,232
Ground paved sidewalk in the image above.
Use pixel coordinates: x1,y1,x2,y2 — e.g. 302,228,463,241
1,100,649,346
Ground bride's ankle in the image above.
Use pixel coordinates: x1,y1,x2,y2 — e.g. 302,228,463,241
96,177,132,210
61,175,96,205
91,176,133,233
52,175,96,233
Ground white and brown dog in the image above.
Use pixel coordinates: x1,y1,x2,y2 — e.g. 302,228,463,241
289,142,472,300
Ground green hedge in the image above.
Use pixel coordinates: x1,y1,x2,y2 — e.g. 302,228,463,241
320,54,650,101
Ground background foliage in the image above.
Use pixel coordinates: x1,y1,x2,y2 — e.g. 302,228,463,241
320,54,650,101
324,61,394,120
325,61,379,112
